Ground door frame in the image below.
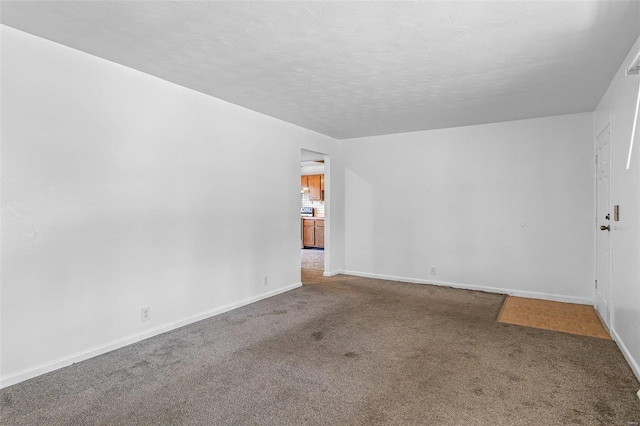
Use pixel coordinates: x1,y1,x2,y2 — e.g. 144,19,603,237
595,121,612,329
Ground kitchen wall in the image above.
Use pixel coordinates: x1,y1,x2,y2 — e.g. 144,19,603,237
0,26,341,387
341,113,595,304
301,193,325,217
594,35,640,380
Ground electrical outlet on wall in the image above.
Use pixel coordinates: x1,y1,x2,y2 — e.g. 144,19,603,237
430,266,437,275
263,275,269,286
141,306,151,322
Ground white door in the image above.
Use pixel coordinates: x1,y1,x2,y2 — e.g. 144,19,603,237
595,124,611,329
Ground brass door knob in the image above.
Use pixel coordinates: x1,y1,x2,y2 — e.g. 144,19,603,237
600,225,610,231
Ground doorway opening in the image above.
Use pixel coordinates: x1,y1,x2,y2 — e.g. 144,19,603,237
300,149,328,281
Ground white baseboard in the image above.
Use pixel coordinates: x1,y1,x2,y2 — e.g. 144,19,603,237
610,328,640,382
507,289,593,305
323,271,341,277
0,282,302,389
340,270,594,305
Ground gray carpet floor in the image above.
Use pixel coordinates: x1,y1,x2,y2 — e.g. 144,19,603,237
1,270,639,425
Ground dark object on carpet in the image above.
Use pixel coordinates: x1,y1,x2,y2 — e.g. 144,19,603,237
499,296,611,340
2,270,639,425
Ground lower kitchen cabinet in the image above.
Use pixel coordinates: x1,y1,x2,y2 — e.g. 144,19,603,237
314,221,324,247
302,218,324,248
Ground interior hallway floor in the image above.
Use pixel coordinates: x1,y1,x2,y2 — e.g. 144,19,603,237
301,248,324,270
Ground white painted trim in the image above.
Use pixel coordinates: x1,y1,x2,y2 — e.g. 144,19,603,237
625,49,640,75
505,289,593,305
611,327,640,382
626,80,640,169
0,282,302,389
341,270,594,305
596,122,611,140
323,271,341,277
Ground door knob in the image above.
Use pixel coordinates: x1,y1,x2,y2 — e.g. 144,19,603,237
600,225,610,231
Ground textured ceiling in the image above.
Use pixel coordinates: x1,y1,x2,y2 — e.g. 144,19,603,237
2,1,639,139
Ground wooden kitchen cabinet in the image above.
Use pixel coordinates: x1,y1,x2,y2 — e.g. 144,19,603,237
303,219,315,247
307,175,322,201
301,174,324,201
314,220,324,247
302,218,324,248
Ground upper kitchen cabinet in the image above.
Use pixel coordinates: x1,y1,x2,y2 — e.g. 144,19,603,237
307,175,322,201
301,174,324,201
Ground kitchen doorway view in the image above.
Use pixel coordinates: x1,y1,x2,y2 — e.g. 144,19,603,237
300,149,326,276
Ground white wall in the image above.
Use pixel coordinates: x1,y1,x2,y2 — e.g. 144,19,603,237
594,35,640,380
0,26,340,387
342,113,595,304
